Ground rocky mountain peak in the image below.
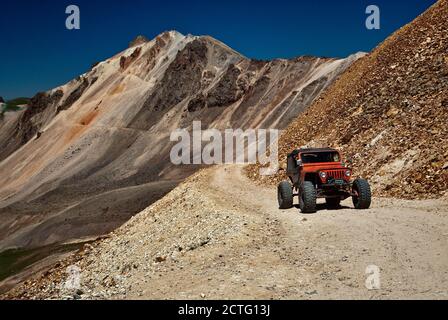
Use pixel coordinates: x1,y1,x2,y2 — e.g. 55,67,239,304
129,35,149,47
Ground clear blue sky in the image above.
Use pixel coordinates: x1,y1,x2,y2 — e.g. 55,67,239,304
0,0,437,100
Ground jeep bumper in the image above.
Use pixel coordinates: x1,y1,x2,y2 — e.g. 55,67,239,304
317,182,352,199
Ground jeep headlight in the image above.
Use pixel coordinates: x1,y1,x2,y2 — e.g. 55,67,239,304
319,171,327,179
345,170,351,177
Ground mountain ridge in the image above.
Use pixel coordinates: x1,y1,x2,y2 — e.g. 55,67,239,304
0,31,361,251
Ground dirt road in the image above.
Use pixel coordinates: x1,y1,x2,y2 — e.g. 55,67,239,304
141,165,447,300
4,165,448,300
212,165,448,299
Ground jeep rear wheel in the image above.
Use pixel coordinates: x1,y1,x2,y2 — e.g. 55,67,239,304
278,181,293,209
352,178,371,209
326,197,341,209
299,181,317,213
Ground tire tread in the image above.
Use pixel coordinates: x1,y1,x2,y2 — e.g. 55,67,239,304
300,181,317,213
353,178,371,209
278,181,293,209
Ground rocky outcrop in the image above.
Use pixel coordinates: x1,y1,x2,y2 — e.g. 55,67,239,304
129,35,149,47
206,63,246,108
119,47,142,71
57,77,97,113
20,90,64,142
187,64,245,112
0,72,102,162
0,90,64,162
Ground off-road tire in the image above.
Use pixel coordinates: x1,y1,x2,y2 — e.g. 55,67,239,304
278,181,293,209
326,197,341,209
352,178,372,209
299,181,317,213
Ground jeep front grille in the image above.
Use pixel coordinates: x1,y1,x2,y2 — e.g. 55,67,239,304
325,170,345,180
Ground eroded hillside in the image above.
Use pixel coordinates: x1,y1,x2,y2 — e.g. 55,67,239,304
249,0,448,199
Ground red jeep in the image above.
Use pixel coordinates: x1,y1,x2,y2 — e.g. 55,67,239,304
278,148,371,213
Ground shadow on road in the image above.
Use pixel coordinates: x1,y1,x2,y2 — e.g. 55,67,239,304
293,203,351,212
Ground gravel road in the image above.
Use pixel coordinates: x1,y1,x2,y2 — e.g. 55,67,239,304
4,165,448,300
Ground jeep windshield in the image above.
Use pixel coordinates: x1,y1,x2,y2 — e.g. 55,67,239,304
301,151,340,164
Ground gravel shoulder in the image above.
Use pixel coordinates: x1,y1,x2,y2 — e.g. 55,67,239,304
3,165,448,300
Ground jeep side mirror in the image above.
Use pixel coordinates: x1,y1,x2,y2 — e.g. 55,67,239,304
296,159,303,167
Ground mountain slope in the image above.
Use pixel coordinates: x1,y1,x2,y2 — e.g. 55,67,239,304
250,0,448,199
0,31,360,250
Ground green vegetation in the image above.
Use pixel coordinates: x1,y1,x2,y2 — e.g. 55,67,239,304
1,103,21,113
7,97,30,106
0,242,88,282
0,97,29,117
1,104,20,117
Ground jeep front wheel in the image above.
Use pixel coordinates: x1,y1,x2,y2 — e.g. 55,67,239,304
278,181,293,209
352,178,372,209
299,181,317,213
